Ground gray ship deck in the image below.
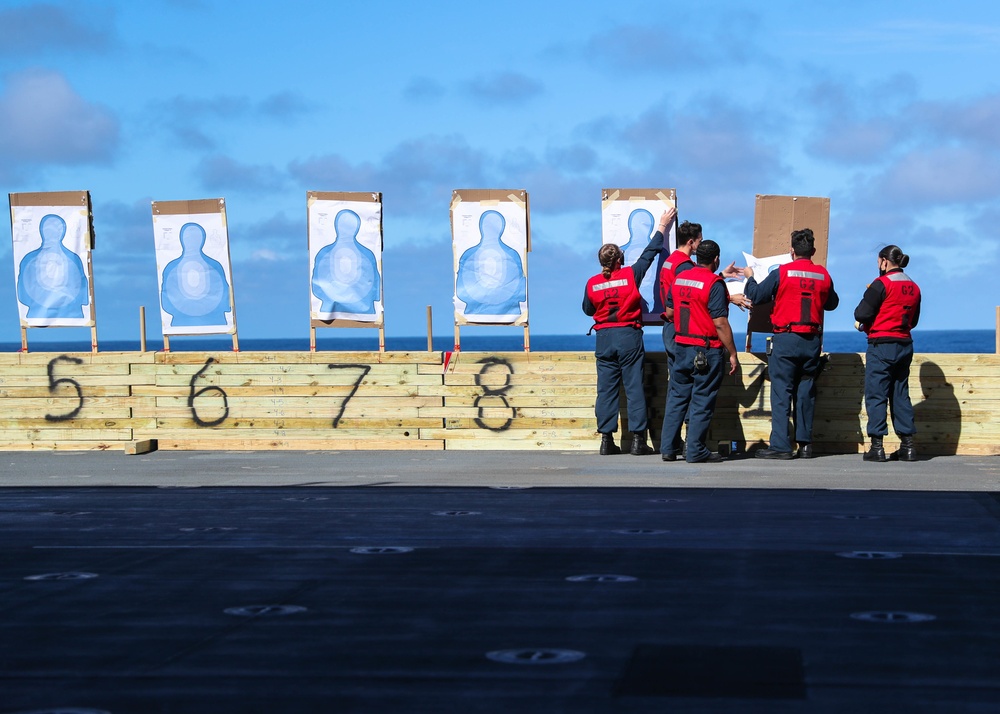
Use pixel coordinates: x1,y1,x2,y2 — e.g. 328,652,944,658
2,450,1000,713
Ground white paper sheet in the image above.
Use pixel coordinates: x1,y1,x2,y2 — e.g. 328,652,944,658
152,211,235,335
308,199,383,322
601,196,676,320
452,201,528,325
11,204,93,327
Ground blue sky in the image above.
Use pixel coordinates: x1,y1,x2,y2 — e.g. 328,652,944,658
2,0,999,344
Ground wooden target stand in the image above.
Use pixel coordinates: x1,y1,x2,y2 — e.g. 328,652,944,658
307,191,385,353
450,189,531,353
10,191,99,353
311,319,385,353
153,198,240,353
745,195,830,352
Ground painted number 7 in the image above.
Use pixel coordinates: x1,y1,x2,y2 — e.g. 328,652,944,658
327,365,372,428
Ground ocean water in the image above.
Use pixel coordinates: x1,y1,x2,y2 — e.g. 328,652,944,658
1,330,995,354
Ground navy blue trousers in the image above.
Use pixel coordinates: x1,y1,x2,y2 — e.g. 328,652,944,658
864,341,916,437
659,322,683,455
661,342,723,462
767,332,822,453
595,326,647,434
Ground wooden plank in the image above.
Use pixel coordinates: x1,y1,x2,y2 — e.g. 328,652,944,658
421,406,596,419
144,395,443,408
125,439,157,455
153,417,443,429
0,428,132,440
427,361,598,376
442,438,594,451
12,352,156,365
0,441,125,452
151,373,442,387
444,351,593,363
154,438,444,451
421,428,597,440
0,367,139,380
0,409,145,422
136,407,433,420
424,385,598,398
0,386,134,398
133,362,432,376
0,375,154,387
155,351,441,365
145,428,421,440
0,397,152,409
444,417,597,429
444,395,598,408
131,385,422,398
443,373,599,386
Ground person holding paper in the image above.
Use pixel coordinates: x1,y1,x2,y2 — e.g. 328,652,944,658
743,228,839,459
658,221,748,458
660,239,740,463
584,207,675,455
853,244,921,462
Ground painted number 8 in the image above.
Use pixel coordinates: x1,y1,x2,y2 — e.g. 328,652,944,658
473,357,515,432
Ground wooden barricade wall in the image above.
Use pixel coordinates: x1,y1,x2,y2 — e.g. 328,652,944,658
0,350,996,455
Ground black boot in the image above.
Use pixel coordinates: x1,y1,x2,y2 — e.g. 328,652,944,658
863,436,887,462
600,433,621,456
630,431,655,456
890,434,917,462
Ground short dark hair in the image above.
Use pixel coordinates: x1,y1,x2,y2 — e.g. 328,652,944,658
695,239,720,266
878,244,909,269
790,228,816,258
677,220,702,247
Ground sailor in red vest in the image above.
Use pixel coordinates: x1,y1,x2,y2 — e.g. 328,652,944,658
854,244,921,462
584,207,675,455
743,228,839,459
660,239,740,463
658,221,748,459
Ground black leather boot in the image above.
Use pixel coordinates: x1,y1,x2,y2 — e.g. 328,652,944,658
630,431,655,456
600,433,621,455
863,436,887,462
890,434,917,462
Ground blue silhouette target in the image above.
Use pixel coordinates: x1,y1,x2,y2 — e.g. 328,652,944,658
455,209,526,319
601,198,676,319
311,209,381,316
151,204,235,336
159,222,232,328
15,213,90,322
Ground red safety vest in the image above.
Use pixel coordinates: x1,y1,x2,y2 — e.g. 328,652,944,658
867,271,920,339
771,259,832,334
658,249,692,319
671,265,724,348
587,266,643,330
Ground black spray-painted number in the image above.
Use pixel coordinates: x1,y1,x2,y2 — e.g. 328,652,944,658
45,355,84,422
188,357,229,427
327,364,372,428
473,357,515,432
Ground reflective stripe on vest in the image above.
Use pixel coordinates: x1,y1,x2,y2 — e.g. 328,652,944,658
868,271,920,339
587,267,643,330
672,267,723,348
772,260,831,334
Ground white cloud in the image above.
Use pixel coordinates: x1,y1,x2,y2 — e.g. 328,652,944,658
0,68,119,167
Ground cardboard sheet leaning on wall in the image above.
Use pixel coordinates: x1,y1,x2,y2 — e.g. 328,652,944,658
151,198,238,341
745,194,831,351
600,188,677,324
